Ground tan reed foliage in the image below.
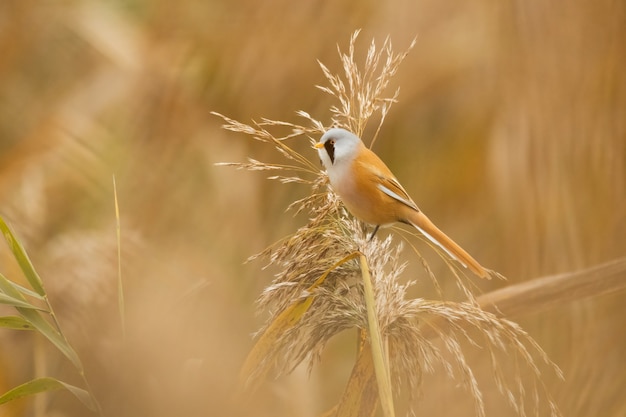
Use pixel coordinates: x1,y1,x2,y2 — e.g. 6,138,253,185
215,31,561,417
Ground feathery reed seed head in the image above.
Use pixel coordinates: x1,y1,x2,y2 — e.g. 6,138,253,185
216,31,561,417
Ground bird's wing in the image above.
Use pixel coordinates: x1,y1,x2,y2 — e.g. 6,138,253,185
375,175,420,212
356,153,420,212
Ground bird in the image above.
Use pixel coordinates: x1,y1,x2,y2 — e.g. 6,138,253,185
314,127,488,279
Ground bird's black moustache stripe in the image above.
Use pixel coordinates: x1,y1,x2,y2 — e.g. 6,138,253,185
324,140,335,164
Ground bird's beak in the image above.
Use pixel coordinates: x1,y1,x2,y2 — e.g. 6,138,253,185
313,142,324,149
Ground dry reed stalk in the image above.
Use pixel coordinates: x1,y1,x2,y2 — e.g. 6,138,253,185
215,31,561,417
477,257,626,318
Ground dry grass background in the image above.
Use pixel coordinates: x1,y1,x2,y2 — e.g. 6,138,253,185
0,1,624,416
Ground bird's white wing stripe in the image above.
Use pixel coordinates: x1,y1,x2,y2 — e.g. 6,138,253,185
377,183,418,211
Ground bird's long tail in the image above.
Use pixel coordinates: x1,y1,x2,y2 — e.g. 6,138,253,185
407,210,489,279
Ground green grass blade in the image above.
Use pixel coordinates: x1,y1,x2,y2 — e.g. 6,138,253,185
0,222,83,370
0,293,46,311
8,281,45,301
0,216,45,296
0,272,46,310
20,309,83,370
0,272,83,369
0,377,98,411
0,316,35,330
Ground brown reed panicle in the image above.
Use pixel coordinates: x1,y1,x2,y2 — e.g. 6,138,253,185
214,31,561,417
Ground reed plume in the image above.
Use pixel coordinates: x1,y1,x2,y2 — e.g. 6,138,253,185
215,30,561,417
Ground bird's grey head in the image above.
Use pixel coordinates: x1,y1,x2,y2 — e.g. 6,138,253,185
316,128,361,169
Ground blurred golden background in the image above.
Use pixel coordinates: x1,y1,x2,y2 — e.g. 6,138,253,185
0,1,624,416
